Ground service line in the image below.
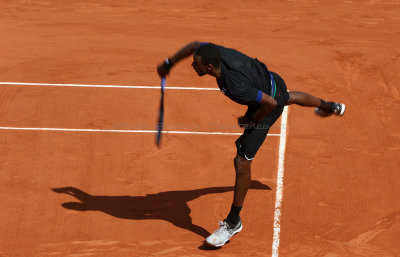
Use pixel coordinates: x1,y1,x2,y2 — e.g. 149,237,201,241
272,106,289,257
0,82,219,91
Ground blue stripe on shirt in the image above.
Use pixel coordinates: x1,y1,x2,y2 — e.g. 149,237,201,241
255,90,263,103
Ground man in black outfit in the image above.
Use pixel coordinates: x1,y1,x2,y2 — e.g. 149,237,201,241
157,41,345,247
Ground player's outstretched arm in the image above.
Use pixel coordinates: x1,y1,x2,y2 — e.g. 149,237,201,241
157,41,202,77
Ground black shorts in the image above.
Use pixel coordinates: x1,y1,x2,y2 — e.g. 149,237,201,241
235,72,290,160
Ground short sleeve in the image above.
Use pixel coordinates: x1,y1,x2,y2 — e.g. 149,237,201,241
226,74,259,105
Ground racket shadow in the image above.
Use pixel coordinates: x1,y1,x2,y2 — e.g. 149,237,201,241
51,180,270,238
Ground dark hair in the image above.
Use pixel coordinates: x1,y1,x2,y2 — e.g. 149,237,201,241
194,43,221,68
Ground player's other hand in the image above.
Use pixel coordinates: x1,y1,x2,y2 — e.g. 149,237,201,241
157,62,170,77
238,116,256,129
238,116,249,128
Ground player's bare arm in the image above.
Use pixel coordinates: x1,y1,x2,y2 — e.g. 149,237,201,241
251,92,277,122
238,92,277,128
157,41,202,77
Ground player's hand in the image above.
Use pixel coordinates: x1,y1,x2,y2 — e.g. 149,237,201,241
157,58,174,77
157,62,169,77
238,116,252,128
238,116,249,128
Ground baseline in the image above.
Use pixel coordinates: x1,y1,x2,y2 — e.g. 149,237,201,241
0,126,281,136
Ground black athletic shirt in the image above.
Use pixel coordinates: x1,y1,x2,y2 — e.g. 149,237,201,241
211,43,273,109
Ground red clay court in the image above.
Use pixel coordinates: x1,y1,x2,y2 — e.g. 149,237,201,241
0,0,399,256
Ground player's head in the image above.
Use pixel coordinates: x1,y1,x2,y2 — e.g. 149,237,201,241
192,43,221,76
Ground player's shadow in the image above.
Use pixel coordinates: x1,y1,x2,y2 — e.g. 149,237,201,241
52,180,270,238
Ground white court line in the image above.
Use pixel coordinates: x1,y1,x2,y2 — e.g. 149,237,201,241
0,127,281,136
0,82,219,91
272,106,288,257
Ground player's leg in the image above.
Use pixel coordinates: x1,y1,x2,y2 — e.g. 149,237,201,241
205,106,283,247
286,91,345,116
286,91,325,107
270,72,345,116
219,154,252,231
204,155,249,247
227,126,270,227
233,155,252,208
205,132,264,247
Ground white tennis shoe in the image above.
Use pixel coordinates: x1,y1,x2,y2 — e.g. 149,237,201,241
332,103,346,116
205,220,242,247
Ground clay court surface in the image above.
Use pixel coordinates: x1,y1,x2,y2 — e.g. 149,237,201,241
1,0,400,256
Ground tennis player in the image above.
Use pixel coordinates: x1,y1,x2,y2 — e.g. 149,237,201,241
157,41,345,247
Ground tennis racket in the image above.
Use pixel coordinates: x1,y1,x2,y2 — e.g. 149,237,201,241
155,77,166,147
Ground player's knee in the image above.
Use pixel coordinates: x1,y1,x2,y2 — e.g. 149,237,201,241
234,155,251,174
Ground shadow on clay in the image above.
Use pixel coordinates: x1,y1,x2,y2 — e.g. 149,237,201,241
51,180,270,242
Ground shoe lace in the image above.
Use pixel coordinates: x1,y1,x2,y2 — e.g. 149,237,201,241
214,221,230,237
